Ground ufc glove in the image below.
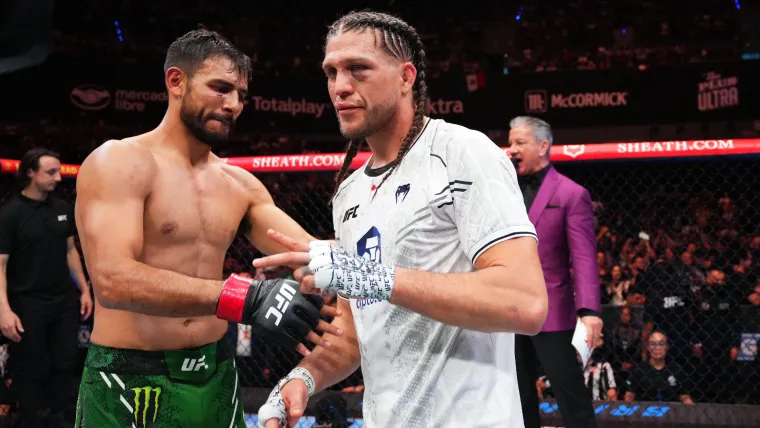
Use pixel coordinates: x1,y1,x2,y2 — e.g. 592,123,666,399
216,274,323,350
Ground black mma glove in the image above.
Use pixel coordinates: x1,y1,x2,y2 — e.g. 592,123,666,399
216,274,324,350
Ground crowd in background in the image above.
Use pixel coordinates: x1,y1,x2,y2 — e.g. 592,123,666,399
50,0,740,78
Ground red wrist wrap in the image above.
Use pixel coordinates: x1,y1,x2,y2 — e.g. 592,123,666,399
216,274,251,322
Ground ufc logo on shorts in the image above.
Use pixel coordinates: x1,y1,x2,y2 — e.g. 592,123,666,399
265,283,297,326
180,355,209,372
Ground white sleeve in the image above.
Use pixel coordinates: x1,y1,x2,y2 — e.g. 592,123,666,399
444,131,537,264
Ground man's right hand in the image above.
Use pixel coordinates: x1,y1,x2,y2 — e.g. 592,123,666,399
259,377,310,428
216,275,341,356
0,309,23,342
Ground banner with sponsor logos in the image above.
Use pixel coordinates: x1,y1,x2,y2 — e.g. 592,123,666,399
0,57,756,131
1,138,757,177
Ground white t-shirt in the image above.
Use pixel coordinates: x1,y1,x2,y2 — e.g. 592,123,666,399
331,118,537,427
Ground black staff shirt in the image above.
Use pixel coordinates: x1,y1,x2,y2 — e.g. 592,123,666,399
0,193,76,302
627,361,688,402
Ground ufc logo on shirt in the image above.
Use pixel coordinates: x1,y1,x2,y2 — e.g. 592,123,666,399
343,205,359,223
180,355,209,372
265,282,297,326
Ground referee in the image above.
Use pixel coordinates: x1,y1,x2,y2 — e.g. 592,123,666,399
0,148,93,428
508,117,602,428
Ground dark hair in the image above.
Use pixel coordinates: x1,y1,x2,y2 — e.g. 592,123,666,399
164,28,252,80
16,148,60,189
327,11,429,200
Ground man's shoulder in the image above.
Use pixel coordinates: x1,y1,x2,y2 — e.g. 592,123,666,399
218,159,259,189
333,164,367,204
430,119,500,158
80,138,156,176
48,195,71,210
552,169,588,195
0,194,22,218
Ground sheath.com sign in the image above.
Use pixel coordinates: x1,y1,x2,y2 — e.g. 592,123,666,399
71,84,168,112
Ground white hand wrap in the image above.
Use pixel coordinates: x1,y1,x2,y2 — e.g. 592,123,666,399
308,240,395,300
257,367,315,428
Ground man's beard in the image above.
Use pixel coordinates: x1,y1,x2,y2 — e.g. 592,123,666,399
338,101,397,141
180,99,235,147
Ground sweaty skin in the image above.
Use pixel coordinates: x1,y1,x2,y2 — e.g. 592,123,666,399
75,135,314,351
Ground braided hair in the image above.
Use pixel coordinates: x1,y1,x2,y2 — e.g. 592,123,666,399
326,11,429,201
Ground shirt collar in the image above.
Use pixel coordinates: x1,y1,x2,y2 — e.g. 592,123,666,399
519,164,551,186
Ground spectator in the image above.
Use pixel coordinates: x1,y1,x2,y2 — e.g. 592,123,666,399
693,269,742,403
609,306,642,373
633,256,696,365
597,251,609,278
602,265,633,306
625,331,694,403
680,249,706,287
583,339,618,401
749,282,760,306
0,340,11,427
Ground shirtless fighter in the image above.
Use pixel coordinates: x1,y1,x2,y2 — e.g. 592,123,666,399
72,29,340,428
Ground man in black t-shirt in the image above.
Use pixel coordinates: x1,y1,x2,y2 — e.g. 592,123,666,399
625,331,694,403
635,258,696,365
0,148,92,428
693,269,743,403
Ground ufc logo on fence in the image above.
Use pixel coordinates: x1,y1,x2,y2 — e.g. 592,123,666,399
181,355,209,372
265,282,297,326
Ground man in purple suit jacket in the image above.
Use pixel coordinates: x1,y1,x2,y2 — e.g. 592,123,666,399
508,116,603,428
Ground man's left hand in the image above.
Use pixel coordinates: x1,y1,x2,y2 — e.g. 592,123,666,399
581,315,603,348
253,230,396,301
80,289,93,321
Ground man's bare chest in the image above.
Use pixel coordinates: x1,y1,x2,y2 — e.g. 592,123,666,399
142,170,249,249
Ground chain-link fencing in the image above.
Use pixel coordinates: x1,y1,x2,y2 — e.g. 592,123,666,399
0,154,759,427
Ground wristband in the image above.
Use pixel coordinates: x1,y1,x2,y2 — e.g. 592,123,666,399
257,367,316,428
279,367,316,397
216,274,252,323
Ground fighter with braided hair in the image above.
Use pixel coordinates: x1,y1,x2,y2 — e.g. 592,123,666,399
256,10,548,427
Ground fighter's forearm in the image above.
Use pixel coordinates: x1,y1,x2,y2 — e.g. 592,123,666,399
91,259,222,317
390,264,547,335
298,299,360,393
67,248,89,291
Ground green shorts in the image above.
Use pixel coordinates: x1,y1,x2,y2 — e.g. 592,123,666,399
74,340,246,428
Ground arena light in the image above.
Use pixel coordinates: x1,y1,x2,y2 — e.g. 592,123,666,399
114,20,123,42
0,138,758,177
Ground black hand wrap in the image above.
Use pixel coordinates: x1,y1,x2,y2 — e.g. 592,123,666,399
216,274,324,350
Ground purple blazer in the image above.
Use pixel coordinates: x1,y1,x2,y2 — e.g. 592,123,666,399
529,167,600,332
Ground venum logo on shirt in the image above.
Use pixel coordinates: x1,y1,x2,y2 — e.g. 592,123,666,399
395,184,410,204
356,227,382,310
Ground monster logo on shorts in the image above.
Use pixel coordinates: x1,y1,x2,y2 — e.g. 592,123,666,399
130,386,162,428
